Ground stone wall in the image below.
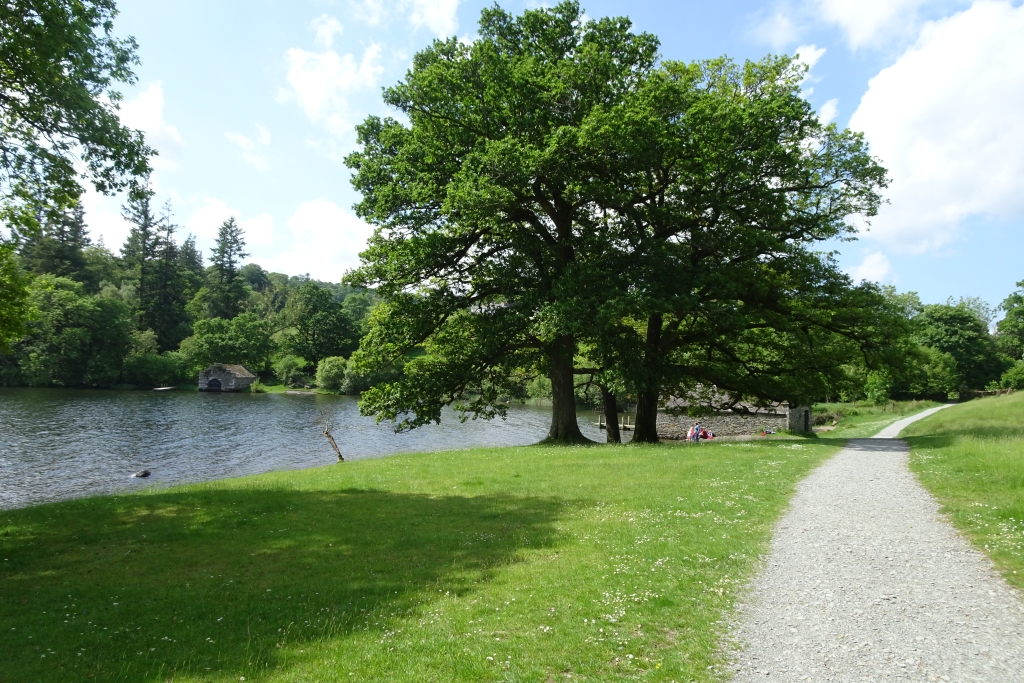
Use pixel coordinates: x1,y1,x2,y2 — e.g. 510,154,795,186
657,411,787,438
657,405,813,438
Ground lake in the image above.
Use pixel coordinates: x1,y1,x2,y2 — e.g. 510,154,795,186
0,388,624,510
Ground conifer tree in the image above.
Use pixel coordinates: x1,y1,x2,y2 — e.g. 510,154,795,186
207,217,249,319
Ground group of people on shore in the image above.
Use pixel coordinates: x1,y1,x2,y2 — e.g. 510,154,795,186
686,423,714,442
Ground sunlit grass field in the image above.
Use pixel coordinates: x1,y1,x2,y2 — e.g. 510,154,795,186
1,398,944,683
903,391,1024,592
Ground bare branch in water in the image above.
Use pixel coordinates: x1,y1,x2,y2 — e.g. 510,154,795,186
316,409,344,462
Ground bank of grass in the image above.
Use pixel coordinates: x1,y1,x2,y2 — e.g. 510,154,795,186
1,440,845,683
902,392,1024,592
814,399,941,439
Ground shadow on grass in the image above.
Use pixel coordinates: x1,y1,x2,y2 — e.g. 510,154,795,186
0,487,564,682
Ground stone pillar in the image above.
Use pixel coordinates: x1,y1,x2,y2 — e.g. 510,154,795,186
787,405,812,433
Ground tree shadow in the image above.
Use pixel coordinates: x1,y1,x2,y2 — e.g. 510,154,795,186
0,487,564,682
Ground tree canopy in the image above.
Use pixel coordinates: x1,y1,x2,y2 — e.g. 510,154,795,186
0,0,153,348
345,1,894,442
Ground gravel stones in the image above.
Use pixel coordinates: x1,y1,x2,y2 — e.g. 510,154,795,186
730,407,1024,681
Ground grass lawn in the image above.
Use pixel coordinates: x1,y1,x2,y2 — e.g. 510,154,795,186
902,392,1024,593
0,403,930,683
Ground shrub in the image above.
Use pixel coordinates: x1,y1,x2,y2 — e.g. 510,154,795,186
316,356,347,391
864,370,893,406
123,352,189,387
341,362,403,395
274,355,307,386
250,378,267,393
1001,361,1024,391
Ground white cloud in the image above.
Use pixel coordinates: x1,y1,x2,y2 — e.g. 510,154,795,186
407,0,461,36
847,251,892,282
819,98,839,125
349,0,461,37
258,199,374,281
184,197,275,250
350,0,386,26
794,44,826,96
849,1,1024,252
118,82,182,169
226,124,272,170
279,39,383,149
750,11,801,48
794,43,826,70
240,213,275,246
312,14,344,49
810,0,936,49
80,188,130,250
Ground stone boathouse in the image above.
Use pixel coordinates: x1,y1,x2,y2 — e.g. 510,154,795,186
198,364,256,392
657,395,812,438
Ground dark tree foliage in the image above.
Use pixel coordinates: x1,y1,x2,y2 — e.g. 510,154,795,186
18,203,90,279
206,217,249,319
346,1,661,440
179,312,274,373
914,304,1007,391
0,275,133,386
288,281,358,367
120,189,194,350
997,280,1024,361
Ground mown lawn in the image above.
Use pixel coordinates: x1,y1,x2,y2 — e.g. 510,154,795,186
1,439,846,683
902,392,1024,593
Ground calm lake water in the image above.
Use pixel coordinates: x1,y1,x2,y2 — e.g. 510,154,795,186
0,388,624,510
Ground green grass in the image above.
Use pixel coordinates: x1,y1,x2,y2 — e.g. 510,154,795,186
902,392,1024,592
813,399,941,439
0,402,932,683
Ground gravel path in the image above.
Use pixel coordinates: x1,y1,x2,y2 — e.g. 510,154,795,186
730,406,1024,682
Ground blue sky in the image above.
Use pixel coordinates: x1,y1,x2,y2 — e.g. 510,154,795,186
84,0,1024,312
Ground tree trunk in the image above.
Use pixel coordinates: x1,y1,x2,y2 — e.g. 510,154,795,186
545,336,589,443
631,314,664,444
600,384,621,444
632,388,661,443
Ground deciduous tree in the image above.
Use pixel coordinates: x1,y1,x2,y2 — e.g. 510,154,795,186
346,1,659,440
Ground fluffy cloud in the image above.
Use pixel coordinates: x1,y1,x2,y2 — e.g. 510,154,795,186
846,251,892,283
349,0,461,36
117,82,182,169
849,1,1024,252
406,0,461,36
258,199,374,281
226,124,271,171
811,0,936,49
185,197,274,246
80,188,131,250
279,16,383,151
819,98,839,125
312,14,344,48
749,11,801,49
794,43,826,70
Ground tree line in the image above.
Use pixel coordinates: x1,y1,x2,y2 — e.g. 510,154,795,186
0,186,379,390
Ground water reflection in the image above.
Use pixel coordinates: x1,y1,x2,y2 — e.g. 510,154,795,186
0,389,627,509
